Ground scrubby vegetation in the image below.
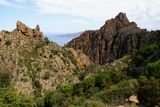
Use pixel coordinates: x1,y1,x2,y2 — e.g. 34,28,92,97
32,43,160,107
0,88,34,107
137,76,160,107
130,43,160,107
1,39,160,107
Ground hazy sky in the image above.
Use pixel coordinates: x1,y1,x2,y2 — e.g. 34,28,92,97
0,0,160,33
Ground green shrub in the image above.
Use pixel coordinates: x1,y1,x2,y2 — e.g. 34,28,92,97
145,60,160,78
84,100,105,107
5,40,11,46
33,80,42,97
43,91,67,107
133,43,159,66
109,70,126,84
95,73,111,88
130,43,160,78
73,83,84,96
0,72,11,87
35,97,44,107
85,87,99,98
51,49,58,55
77,70,87,81
44,37,50,44
101,80,136,104
35,43,44,49
139,43,159,57
137,76,160,107
33,80,42,89
85,64,98,73
0,88,34,107
134,55,144,66
74,68,81,75
83,77,95,91
71,96,85,106
43,91,54,107
42,71,50,80
60,84,73,97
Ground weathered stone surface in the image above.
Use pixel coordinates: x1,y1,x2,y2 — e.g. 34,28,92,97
66,12,160,64
70,48,91,69
16,21,43,39
129,95,139,104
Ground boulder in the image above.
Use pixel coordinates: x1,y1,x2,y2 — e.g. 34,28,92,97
117,105,125,107
129,95,139,104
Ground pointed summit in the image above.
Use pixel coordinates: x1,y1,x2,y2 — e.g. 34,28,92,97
66,12,149,64
35,25,40,31
115,12,129,25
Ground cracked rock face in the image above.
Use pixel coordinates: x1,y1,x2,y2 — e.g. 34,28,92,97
66,12,160,65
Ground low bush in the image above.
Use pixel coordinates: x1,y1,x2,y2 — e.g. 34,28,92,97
137,76,160,107
95,73,111,88
0,88,34,107
60,84,73,97
145,59,160,78
0,72,11,87
5,40,12,46
84,100,105,107
101,80,136,104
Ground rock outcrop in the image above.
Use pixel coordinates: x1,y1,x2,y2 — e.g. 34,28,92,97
70,48,91,69
129,95,139,104
0,21,92,95
66,12,160,64
16,21,43,39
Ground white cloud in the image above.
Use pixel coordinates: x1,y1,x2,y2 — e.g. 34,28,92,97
0,0,160,30
0,0,12,6
33,0,160,30
11,0,26,4
0,0,33,10
33,0,126,20
72,19,86,25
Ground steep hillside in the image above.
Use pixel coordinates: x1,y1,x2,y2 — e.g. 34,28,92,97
66,12,160,64
0,13,159,107
0,21,91,95
38,42,160,107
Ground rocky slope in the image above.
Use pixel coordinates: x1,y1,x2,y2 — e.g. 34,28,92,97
0,21,91,95
66,12,160,64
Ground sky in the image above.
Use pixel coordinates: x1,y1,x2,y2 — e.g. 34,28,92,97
0,0,160,34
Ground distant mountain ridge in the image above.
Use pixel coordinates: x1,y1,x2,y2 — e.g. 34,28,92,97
66,12,160,64
46,32,82,46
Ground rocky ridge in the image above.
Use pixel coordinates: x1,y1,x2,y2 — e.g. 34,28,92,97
66,12,160,64
0,21,91,94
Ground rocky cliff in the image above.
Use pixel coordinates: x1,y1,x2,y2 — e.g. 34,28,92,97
66,12,160,64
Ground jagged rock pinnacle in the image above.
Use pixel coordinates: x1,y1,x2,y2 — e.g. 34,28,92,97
115,12,129,25
16,21,43,39
66,12,160,65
